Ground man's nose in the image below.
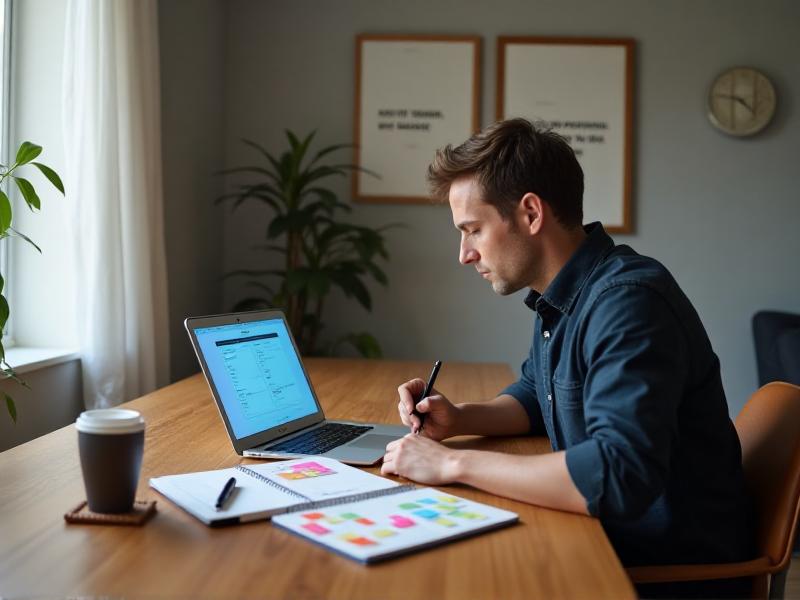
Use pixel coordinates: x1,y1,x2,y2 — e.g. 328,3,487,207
459,243,479,265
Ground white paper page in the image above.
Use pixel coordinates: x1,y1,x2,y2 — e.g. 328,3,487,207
150,467,298,523
272,488,518,562
242,457,398,502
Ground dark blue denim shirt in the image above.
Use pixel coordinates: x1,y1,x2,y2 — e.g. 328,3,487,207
502,222,753,566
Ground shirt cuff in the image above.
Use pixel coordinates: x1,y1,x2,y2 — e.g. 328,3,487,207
500,382,539,435
565,439,606,516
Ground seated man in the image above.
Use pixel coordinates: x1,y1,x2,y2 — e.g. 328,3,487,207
381,119,752,590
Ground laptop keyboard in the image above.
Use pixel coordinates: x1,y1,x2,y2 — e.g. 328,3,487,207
265,423,373,455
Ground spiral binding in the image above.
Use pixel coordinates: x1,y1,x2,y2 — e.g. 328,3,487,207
236,465,418,512
285,483,418,514
235,464,313,502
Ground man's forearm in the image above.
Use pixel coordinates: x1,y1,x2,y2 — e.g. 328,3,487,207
448,448,589,515
452,394,531,437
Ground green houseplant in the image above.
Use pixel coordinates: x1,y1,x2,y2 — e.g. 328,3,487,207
0,141,65,422
218,131,393,358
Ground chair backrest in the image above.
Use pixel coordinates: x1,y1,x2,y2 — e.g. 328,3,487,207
735,382,800,571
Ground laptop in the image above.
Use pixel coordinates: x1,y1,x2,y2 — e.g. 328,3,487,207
184,310,408,465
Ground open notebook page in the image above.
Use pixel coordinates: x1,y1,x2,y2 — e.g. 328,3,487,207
150,467,298,523
272,487,518,563
240,456,398,501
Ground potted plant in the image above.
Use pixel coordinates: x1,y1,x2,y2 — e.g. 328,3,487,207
218,131,394,357
0,141,65,422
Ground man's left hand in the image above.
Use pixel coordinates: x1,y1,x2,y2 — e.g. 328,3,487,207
380,434,460,485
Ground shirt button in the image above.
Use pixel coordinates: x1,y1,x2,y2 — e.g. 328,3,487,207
543,330,551,339
547,393,553,402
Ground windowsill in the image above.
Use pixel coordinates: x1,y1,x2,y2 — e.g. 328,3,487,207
3,347,80,376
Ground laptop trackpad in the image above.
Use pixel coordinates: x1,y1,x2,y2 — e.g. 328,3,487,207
347,434,397,450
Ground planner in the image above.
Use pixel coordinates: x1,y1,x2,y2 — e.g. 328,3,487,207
149,457,401,526
272,487,519,564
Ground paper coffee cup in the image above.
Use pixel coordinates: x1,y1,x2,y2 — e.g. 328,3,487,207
76,409,145,435
76,409,145,513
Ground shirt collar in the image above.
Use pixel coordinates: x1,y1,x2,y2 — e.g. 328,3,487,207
523,222,615,314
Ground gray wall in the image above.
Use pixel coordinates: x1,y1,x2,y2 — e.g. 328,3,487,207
163,0,800,416
0,359,82,452
159,0,227,381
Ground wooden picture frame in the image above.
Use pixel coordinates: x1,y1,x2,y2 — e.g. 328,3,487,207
497,37,634,233
354,34,481,204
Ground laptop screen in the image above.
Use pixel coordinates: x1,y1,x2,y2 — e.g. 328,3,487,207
194,318,319,440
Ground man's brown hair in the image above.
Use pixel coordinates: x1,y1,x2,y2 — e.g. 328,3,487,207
427,118,584,228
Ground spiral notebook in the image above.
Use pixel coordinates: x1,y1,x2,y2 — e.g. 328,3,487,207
272,486,518,563
149,457,402,526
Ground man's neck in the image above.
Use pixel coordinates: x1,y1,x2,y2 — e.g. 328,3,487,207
529,225,587,294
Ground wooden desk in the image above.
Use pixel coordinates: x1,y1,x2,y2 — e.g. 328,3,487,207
0,359,635,599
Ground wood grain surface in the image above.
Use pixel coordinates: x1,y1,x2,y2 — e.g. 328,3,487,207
0,358,635,599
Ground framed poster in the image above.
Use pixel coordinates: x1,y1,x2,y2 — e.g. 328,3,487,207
354,34,481,203
497,37,634,233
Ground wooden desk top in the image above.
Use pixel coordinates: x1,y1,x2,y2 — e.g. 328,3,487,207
0,358,635,599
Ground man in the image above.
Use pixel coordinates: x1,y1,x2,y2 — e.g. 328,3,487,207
381,119,752,582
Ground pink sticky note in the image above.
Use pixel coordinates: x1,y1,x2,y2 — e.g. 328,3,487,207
301,522,330,535
389,515,415,528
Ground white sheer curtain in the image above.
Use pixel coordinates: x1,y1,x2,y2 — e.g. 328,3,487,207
62,0,170,409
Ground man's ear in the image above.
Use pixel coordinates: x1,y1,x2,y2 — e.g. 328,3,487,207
519,192,544,235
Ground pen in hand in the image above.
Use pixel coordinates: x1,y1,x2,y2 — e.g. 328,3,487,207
413,360,442,434
215,477,236,511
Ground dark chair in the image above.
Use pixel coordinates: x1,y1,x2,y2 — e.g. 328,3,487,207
753,311,800,386
627,382,800,599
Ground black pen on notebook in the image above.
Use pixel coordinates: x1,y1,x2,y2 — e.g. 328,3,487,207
215,477,236,511
413,360,442,434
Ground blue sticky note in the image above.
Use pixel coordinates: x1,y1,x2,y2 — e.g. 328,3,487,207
413,509,439,519
417,498,437,505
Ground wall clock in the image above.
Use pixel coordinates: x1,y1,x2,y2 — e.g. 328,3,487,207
708,67,776,137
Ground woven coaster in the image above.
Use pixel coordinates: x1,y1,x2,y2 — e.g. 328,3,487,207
64,500,157,526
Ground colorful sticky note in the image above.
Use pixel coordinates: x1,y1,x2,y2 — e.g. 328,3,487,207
435,504,460,513
355,517,375,526
461,512,488,520
412,509,439,519
389,515,415,528
324,515,345,524
434,517,457,527
338,532,359,541
399,502,421,510
277,461,336,480
303,512,325,520
346,536,377,546
437,495,459,503
340,512,360,520
301,522,330,535
373,529,396,538
417,498,437,505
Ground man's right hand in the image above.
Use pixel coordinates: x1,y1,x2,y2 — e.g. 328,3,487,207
397,378,460,441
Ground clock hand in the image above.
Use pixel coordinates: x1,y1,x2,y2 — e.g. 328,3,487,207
714,93,755,114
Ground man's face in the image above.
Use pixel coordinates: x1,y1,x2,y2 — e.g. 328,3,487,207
449,176,538,295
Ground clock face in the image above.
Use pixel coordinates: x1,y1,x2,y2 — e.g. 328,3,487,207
708,67,776,136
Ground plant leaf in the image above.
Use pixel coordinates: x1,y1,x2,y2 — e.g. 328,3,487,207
14,177,41,211
0,292,9,329
8,227,42,253
0,190,11,233
307,143,354,169
15,141,42,165
31,162,64,194
4,392,17,424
